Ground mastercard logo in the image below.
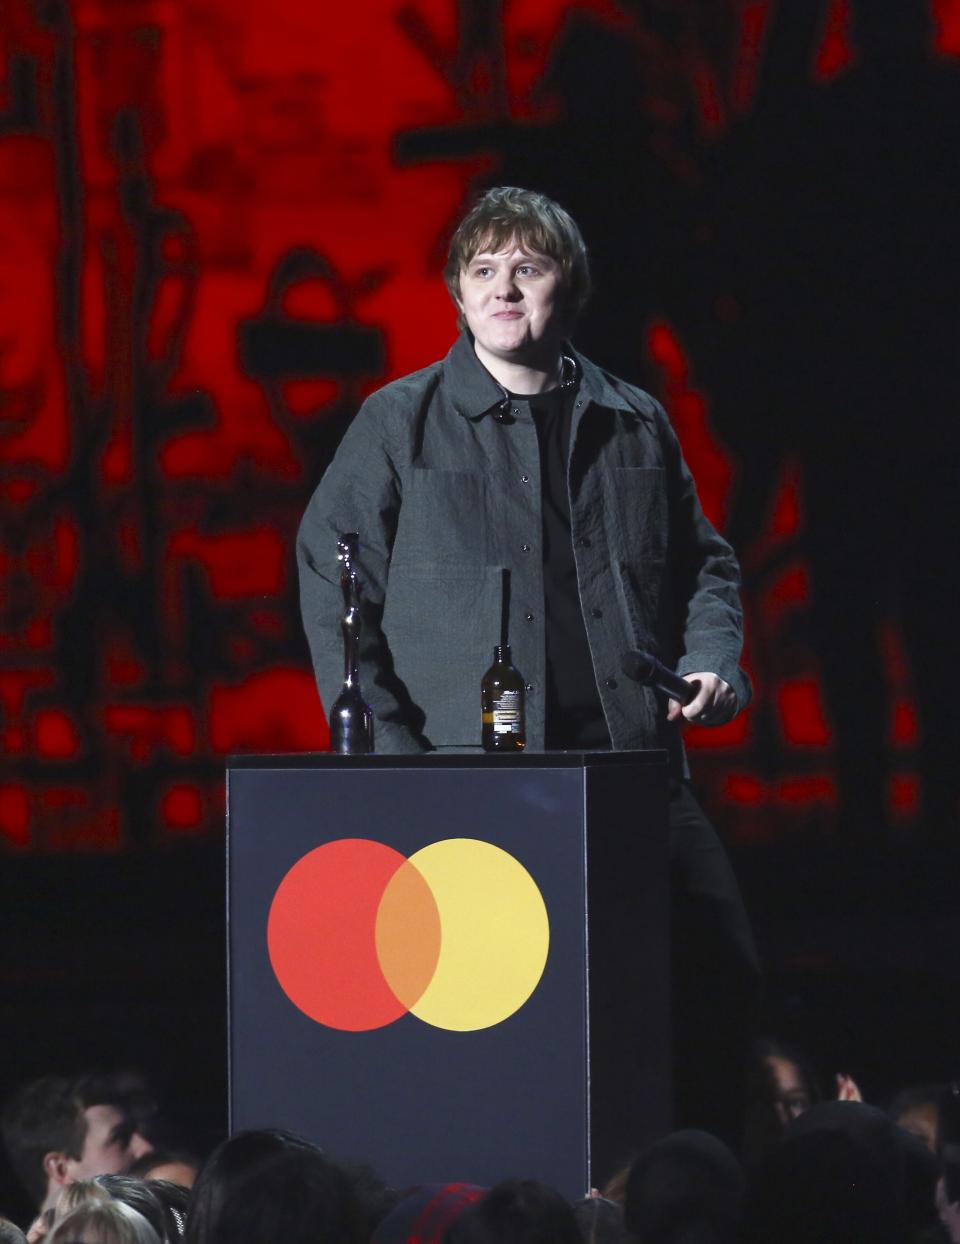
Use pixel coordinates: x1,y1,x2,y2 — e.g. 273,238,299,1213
267,838,550,1032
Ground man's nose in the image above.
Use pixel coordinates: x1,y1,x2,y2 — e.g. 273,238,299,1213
128,1131,154,1162
493,270,521,299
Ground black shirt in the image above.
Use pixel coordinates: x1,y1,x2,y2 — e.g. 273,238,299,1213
514,384,612,750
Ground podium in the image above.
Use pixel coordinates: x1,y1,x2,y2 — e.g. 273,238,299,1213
227,750,670,1198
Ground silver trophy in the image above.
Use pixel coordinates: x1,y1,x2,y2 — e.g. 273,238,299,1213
328,533,375,754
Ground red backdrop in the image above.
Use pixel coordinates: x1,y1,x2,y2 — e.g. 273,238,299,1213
2,0,957,850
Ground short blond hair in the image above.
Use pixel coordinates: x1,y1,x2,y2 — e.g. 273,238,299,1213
47,1202,160,1244
54,1181,111,1222
444,187,591,331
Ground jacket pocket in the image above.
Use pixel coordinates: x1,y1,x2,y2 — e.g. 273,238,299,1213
381,563,500,747
391,470,488,570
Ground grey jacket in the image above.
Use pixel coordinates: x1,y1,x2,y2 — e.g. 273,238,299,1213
297,334,750,761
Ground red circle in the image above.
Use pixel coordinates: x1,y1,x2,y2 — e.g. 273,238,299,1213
267,839,414,1031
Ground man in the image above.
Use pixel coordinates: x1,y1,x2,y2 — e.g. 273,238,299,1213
298,186,758,1137
1,1075,153,1217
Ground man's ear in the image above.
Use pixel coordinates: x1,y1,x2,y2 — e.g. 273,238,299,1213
43,1150,71,1189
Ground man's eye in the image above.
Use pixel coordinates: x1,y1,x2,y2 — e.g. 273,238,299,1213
110,1122,135,1147
473,267,492,278
516,265,538,276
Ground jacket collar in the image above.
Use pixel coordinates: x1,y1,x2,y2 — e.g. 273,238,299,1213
444,332,636,419
575,351,638,415
443,333,512,420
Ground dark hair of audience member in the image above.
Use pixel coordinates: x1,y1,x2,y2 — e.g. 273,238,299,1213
887,1084,943,1154
46,1201,160,1244
624,1130,745,1244
571,1196,627,1244
126,1151,198,1189
742,1100,942,1244
95,1175,182,1243
444,1180,582,1244
141,1183,187,1239
184,1128,366,1244
0,1220,28,1244
341,1157,400,1238
76,1073,159,1151
599,1165,630,1205
70,1076,153,1120
1,1078,86,1207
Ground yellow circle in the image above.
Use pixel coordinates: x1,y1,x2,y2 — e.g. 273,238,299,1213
405,839,550,1031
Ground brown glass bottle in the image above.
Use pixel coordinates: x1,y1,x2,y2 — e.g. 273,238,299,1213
481,644,526,752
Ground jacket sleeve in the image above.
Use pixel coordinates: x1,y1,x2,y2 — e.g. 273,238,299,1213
657,402,753,716
296,396,430,753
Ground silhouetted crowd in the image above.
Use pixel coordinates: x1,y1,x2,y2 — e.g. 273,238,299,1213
2,1052,959,1244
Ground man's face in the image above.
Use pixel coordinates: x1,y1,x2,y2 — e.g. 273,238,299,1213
64,1105,152,1181
765,1055,813,1127
457,242,566,372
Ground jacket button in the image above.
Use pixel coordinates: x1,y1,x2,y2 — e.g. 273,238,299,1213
520,474,530,484
576,400,583,409
591,607,603,619
521,543,531,552
513,407,521,416
525,611,534,622
605,677,617,690
525,683,534,693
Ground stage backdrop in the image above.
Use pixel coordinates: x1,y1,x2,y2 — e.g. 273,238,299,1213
3,0,959,850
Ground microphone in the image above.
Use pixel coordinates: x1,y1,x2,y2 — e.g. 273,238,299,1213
621,649,699,706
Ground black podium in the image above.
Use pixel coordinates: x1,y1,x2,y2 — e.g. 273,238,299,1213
227,750,670,1198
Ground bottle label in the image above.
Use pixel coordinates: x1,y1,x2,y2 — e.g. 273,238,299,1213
493,689,522,734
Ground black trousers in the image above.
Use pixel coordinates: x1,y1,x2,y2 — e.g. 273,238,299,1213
668,779,761,1146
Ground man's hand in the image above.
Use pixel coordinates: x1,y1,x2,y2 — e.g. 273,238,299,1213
835,1072,864,1102
666,672,736,724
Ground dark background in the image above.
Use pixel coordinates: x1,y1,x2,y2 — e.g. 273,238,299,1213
2,0,960,1218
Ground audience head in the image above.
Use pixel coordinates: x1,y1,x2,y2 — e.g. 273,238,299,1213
372,1184,486,1244
54,1181,111,1220
0,1221,28,1244
2,1078,84,1211
139,1183,187,1241
741,1039,822,1166
82,1076,157,1144
185,1128,365,1244
70,1076,155,1173
571,1196,627,1244
94,1176,180,1244
888,1084,942,1154
742,1100,940,1244
46,1202,160,1244
126,1152,198,1190
1,1074,155,1213
341,1159,398,1239
444,1179,582,1244
623,1130,745,1244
